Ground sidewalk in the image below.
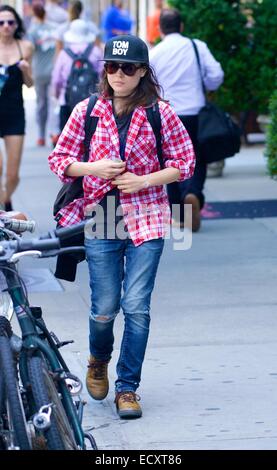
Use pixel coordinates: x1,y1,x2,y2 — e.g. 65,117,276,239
7,93,277,450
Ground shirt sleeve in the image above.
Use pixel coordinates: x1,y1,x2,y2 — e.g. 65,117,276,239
89,45,104,75
50,50,65,96
26,28,35,46
159,102,196,182
48,103,86,183
102,7,114,30
197,40,224,91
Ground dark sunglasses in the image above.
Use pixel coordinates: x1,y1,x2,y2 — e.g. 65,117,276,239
0,20,16,27
104,62,141,77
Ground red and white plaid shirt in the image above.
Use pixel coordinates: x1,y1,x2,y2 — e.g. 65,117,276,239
48,97,195,246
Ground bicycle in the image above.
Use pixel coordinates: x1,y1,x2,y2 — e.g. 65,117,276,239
0,215,97,450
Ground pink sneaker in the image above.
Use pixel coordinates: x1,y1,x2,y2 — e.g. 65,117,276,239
37,138,45,146
50,134,60,147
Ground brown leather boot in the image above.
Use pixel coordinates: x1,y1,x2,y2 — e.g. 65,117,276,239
86,355,109,400
115,391,142,419
184,193,201,232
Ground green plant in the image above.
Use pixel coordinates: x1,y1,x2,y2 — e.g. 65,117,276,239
250,0,277,114
168,0,276,115
265,89,277,178
168,0,252,113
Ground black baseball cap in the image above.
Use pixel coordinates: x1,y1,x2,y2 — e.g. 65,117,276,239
103,34,149,65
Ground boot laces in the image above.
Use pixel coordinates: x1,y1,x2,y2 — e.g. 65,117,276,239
116,391,141,404
88,360,107,380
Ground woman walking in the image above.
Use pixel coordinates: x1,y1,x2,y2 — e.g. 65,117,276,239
0,5,33,211
51,18,103,133
28,3,56,146
49,35,195,419
55,0,100,54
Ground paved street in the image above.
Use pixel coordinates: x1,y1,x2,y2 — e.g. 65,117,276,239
4,91,277,450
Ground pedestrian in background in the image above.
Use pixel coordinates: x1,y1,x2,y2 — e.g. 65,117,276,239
44,0,68,146
0,4,33,212
48,34,195,419
150,8,224,231
45,0,68,27
101,0,133,42
146,0,164,47
55,0,100,54
28,3,56,146
51,18,103,132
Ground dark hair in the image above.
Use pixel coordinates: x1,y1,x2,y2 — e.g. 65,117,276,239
69,0,83,21
32,3,46,20
99,65,163,116
160,8,181,35
0,4,25,39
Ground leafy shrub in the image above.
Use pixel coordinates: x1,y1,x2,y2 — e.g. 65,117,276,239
250,0,277,114
168,0,276,115
265,89,277,178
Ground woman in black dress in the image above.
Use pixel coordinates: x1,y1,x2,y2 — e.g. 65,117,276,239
0,5,33,211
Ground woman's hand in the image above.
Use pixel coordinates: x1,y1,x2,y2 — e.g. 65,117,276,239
18,59,31,74
112,172,148,193
18,57,33,87
0,210,27,221
92,159,126,180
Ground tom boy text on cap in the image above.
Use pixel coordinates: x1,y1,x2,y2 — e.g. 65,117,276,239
103,34,149,64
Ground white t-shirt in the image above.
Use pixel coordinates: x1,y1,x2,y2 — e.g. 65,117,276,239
150,33,224,115
45,3,68,27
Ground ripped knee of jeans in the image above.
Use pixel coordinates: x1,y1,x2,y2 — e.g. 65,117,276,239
90,311,118,324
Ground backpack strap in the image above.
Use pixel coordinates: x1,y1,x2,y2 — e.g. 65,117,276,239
64,47,78,60
84,94,99,162
191,39,207,97
81,43,93,59
64,44,93,61
84,98,163,167
146,102,164,169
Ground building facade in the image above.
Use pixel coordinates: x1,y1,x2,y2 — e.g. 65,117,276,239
82,0,157,40
8,0,157,41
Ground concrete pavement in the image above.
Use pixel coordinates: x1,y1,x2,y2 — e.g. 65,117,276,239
4,92,277,450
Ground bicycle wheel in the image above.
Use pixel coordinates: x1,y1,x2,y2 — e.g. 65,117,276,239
0,366,5,450
28,356,78,450
0,317,31,450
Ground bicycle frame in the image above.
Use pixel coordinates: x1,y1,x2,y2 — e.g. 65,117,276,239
1,260,85,449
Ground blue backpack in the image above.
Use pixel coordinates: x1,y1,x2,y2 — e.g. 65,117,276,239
64,44,99,111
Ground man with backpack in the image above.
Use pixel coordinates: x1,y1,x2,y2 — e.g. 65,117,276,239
51,18,103,133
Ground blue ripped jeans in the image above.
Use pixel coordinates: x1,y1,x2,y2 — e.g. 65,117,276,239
85,238,164,393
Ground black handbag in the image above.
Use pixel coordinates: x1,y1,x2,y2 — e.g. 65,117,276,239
191,40,241,163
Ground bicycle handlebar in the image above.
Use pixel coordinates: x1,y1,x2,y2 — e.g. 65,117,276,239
1,217,36,233
0,220,86,260
54,220,86,241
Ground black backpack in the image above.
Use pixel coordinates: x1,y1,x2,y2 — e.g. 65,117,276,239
54,95,163,282
53,94,98,219
64,44,99,111
53,96,163,220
